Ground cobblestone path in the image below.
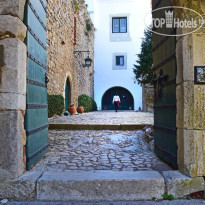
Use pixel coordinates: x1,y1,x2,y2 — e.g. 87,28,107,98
32,130,172,173
48,111,154,125
32,112,172,172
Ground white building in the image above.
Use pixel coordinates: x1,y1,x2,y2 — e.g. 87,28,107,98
86,0,151,110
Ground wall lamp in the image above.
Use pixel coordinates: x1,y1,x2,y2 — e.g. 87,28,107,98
73,51,92,67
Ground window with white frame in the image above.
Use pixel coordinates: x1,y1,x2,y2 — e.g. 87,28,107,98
112,17,127,33
110,14,131,42
113,53,127,70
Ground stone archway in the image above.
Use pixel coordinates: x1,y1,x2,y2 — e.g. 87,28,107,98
102,86,134,110
65,78,71,111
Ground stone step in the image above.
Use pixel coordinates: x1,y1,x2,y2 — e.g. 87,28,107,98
37,170,165,201
1,170,204,201
48,124,147,130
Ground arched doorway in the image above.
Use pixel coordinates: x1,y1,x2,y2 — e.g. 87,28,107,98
65,78,71,111
102,87,134,110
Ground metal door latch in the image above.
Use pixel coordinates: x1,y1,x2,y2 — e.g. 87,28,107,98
152,69,169,101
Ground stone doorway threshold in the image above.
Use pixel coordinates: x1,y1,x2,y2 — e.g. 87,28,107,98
0,170,204,201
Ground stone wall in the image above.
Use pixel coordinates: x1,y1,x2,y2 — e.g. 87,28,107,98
142,84,154,113
174,0,205,177
0,0,94,181
47,0,94,107
0,0,27,180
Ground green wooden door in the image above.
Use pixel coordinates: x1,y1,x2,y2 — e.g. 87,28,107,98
24,0,49,170
65,78,71,111
102,87,134,110
152,0,177,169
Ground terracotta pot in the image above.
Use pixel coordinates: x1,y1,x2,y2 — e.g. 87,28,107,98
68,106,76,115
77,106,84,114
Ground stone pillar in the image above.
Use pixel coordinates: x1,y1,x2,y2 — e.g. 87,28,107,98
0,0,27,180
175,0,205,177
142,84,154,113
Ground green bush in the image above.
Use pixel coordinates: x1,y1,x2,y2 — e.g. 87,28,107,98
78,94,92,112
91,98,97,111
48,94,64,118
162,193,175,200
78,94,97,112
86,20,93,31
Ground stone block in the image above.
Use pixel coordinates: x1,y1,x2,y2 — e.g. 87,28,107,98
182,82,194,129
194,85,205,129
0,110,24,180
0,37,26,70
0,0,26,21
0,171,42,199
176,84,183,129
177,129,185,173
0,66,26,95
0,38,26,94
0,92,25,110
190,130,205,177
177,129,205,177
0,15,27,41
37,171,165,201
182,35,194,82
177,82,195,129
162,171,204,198
192,33,205,66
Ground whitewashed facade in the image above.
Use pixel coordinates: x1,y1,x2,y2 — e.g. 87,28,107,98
86,0,151,110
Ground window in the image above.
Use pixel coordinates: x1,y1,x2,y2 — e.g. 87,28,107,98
110,14,131,42
113,53,127,70
112,17,127,33
116,56,124,66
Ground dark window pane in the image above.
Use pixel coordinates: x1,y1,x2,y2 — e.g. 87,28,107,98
116,56,120,65
113,19,119,33
116,56,124,66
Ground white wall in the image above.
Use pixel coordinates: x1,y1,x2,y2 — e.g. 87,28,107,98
93,0,151,110
85,0,94,23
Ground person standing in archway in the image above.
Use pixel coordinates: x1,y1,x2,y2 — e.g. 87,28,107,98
113,93,121,112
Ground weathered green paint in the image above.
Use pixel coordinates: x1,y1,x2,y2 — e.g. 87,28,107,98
102,87,134,110
24,0,48,170
152,0,178,169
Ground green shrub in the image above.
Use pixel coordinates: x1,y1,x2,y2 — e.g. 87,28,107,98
48,94,64,118
86,20,92,31
162,193,175,200
91,98,97,111
78,94,92,112
78,94,97,112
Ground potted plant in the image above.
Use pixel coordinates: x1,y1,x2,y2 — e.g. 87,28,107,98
77,105,84,114
68,104,76,115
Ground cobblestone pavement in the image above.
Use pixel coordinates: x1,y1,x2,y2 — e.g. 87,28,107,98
48,111,154,125
32,130,172,172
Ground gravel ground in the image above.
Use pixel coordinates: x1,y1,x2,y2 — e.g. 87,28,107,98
48,111,154,125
